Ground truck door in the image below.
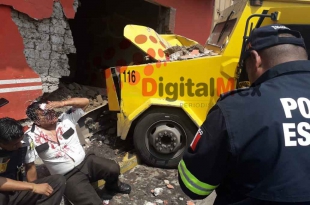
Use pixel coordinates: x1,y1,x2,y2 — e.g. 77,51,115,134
237,3,310,87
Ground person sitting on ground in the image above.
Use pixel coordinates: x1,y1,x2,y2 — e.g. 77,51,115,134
0,117,65,205
24,97,131,205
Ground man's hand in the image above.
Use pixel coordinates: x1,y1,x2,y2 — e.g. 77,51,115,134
33,183,54,196
45,101,65,110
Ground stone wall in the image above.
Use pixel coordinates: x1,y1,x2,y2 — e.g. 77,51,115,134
11,1,78,93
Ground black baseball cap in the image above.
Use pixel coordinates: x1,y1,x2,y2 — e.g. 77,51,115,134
243,24,306,61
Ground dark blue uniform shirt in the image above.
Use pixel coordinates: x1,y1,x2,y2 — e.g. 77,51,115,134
179,60,310,204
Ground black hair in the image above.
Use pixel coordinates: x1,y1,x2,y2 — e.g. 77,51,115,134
0,117,24,144
26,101,42,122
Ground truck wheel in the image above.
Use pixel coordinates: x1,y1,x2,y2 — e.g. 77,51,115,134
133,108,197,168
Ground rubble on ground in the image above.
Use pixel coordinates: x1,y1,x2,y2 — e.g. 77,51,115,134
164,44,218,61
110,164,215,205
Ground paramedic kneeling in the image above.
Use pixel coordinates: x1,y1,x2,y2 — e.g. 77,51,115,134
178,24,310,204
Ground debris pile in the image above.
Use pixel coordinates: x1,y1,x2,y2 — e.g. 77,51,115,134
143,179,197,205
82,109,117,142
164,43,218,61
42,82,107,113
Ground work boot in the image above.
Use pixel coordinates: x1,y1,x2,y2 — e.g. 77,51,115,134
105,182,131,194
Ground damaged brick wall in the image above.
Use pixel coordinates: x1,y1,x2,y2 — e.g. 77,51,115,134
11,1,79,93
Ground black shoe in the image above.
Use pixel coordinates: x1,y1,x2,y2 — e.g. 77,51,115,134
106,182,131,194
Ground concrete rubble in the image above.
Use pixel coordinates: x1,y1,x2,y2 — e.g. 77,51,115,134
164,44,218,61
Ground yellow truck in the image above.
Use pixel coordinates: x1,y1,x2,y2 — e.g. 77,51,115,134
105,0,310,168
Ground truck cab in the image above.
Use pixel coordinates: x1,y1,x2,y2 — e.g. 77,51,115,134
105,0,310,168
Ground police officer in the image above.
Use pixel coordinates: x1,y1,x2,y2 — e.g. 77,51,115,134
178,24,310,204
0,117,66,205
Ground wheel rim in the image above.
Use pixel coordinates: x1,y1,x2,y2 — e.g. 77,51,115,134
144,119,187,160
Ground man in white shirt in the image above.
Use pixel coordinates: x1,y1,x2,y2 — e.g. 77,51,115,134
0,117,65,205
25,97,131,205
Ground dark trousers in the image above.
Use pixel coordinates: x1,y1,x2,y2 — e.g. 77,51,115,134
0,174,66,205
64,153,120,205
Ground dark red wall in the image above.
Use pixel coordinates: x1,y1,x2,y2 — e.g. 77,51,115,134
154,0,215,45
0,0,76,19
0,0,76,120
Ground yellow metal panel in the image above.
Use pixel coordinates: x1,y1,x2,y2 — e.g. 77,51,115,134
105,68,120,111
160,35,199,47
218,0,310,59
118,55,236,138
118,98,203,139
265,0,310,3
117,112,132,140
124,25,169,61
262,7,310,25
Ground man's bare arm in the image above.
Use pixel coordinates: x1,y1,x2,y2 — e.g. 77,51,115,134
0,177,33,192
0,177,54,196
46,97,90,111
25,162,37,182
63,97,89,110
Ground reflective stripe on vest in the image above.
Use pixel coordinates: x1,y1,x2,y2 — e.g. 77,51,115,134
178,160,218,196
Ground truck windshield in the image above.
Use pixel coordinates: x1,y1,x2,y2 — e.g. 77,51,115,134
208,18,237,47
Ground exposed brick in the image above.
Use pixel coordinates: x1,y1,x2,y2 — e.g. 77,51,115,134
65,29,72,36
48,85,59,92
24,49,35,58
24,40,35,49
51,52,61,60
52,2,64,19
40,34,50,42
50,26,66,35
40,51,51,60
36,42,51,51
38,24,50,33
36,59,50,68
11,10,18,18
51,19,59,25
35,67,49,75
11,0,78,93
34,50,40,59
64,36,74,45
27,59,36,68
51,35,64,45
52,45,63,52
